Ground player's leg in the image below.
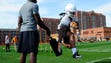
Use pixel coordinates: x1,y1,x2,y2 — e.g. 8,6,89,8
30,52,37,63
7,43,10,52
20,53,27,63
5,44,7,52
14,42,17,51
62,31,71,48
69,32,81,59
57,30,63,54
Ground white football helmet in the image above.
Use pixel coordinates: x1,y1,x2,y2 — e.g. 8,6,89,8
65,3,77,17
65,3,76,12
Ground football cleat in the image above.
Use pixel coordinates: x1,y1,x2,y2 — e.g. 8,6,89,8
58,48,62,55
73,51,81,59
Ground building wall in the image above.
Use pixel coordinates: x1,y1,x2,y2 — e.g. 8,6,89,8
0,10,107,44
77,11,106,30
42,18,60,34
80,27,111,41
0,29,19,45
38,18,60,43
104,27,111,38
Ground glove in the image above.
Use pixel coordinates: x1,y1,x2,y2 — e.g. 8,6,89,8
70,21,78,28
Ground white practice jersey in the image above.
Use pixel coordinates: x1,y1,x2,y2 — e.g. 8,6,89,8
57,14,78,29
5,35,9,44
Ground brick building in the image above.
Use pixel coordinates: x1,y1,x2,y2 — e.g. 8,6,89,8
80,27,111,41
77,11,106,30
0,11,108,44
42,18,59,34
38,18,59,43
0,29,19,45
0,18,59,45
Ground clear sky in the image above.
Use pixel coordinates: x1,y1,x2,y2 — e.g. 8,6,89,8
0,0,111,29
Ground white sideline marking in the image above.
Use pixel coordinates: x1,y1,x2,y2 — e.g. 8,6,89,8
86,57,111,63
80,49,111,52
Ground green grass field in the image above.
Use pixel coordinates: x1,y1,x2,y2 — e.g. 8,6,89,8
0,41,111,63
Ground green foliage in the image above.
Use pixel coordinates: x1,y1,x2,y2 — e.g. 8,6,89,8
0,41,111,63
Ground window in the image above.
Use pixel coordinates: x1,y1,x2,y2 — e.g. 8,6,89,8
92,16,96,28
83,16,87,29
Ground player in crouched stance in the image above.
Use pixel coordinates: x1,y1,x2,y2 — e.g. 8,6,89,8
57,3,81,59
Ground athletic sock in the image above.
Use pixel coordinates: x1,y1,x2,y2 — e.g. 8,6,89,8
58,43,62,52
72,48,77,55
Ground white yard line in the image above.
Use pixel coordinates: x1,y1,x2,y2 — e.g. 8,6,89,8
80,48,111,52
86,57,111,63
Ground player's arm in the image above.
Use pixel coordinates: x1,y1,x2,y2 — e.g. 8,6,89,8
33,13,51,36
18,16,23,31
32,4,50,36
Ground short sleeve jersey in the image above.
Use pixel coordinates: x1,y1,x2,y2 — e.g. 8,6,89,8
57,15,71,29
5,35,9,44
13,36,18,43
19,1,39,32
57,14,78,29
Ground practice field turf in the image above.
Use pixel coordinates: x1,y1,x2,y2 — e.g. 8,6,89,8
0,41,111,63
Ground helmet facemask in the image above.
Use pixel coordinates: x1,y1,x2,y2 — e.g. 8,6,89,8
66,11,76,17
